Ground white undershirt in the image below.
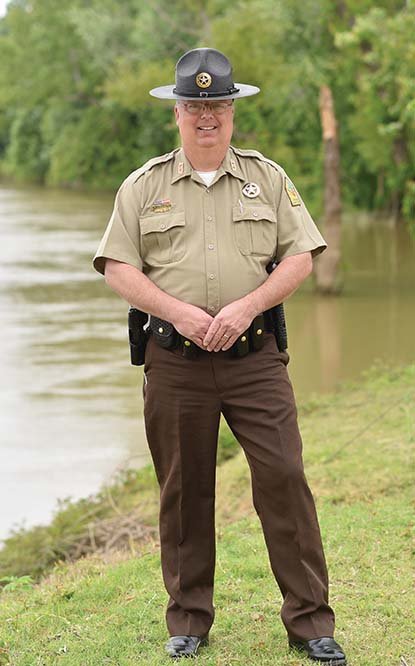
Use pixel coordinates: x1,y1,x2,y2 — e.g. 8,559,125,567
196,170,217,187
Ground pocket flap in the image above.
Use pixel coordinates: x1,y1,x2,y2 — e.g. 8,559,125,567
140,211,185,235
232,205,276,223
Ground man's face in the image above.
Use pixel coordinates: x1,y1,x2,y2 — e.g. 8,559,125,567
174,100,234,151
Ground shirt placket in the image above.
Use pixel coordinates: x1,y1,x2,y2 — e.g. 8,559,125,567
203,185,220,315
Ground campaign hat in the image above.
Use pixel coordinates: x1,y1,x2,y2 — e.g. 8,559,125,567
150,47,260,101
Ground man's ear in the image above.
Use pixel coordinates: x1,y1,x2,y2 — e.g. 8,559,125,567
174,104,179,125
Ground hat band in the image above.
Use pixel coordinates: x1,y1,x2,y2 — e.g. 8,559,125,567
172,85,240,98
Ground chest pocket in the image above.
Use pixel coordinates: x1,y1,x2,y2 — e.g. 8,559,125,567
139,210,186,264
232,205,277,256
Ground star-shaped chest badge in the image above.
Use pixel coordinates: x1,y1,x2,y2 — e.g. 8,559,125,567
242,182,261,198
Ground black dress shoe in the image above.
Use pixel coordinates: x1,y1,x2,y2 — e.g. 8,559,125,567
289,636,347,664
165,634,209,658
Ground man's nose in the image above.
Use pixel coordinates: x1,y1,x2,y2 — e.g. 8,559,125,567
200,104,214,118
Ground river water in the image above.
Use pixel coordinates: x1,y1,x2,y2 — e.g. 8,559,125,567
0,184,414,541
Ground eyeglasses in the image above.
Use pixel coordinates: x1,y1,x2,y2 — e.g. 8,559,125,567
179,101,233,115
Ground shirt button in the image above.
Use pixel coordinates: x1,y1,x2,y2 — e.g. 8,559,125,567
160,223,166,229
252,212,258,217
207,216,213,221
208,305,215,312
209,274,215,279
206,189,210,194
208,244,214,250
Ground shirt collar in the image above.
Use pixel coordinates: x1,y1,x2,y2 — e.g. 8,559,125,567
171,146,245,184
171,148,192,184
221,147,245,181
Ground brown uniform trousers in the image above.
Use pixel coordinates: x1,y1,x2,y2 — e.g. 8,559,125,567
143,330,335,641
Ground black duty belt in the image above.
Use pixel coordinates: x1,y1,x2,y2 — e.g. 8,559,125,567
128,262,288,366
149,313,272,359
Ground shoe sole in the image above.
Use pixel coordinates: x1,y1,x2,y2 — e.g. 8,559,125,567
292,656,346,665
291,657,346,665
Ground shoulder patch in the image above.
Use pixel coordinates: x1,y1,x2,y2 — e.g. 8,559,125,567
231,146,266,160
230,146,284,175
123,149,179,185
285,177,301,206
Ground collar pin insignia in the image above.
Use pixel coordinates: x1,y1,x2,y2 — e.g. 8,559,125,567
178,162,184,175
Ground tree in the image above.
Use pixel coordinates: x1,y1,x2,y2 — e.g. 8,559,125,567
314,85,342,292
336,6,415,229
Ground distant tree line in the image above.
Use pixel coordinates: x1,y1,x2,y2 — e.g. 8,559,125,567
0,0,414,228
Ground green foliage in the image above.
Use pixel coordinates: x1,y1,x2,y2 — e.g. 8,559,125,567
336,6,415,216
0,109,12,155
0,494,109,580
402,179,415,237
0,575,34,592
3,107,48,181
46,104,175,189
0,0,413,223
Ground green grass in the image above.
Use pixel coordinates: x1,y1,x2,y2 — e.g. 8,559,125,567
0,362,414,665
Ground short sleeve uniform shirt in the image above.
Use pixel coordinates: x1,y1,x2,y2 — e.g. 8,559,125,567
93,146,327,316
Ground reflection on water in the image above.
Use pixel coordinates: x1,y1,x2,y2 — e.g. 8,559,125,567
314,298,342,391
287,215,414,395
0,185,414,541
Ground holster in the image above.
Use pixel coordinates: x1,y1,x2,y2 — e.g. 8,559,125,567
264,304,288,352
128,307,150,366
264,259,288,352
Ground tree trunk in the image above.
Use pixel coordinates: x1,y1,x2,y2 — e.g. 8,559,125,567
390,135,408,225
314,84,342,294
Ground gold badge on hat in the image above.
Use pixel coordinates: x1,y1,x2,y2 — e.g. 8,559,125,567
285,177,301,206
242,182,260,198
196,72,212,89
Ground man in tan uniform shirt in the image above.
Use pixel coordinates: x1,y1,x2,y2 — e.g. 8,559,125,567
93,48,347,664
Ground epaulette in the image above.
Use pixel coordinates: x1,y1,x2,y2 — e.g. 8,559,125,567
230,146,285,176
123,148,180,185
